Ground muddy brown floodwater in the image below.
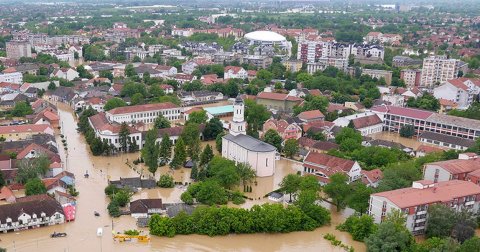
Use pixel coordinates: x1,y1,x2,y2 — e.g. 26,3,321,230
0,103,366,252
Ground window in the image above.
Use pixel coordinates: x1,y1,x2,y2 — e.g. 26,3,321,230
266,158,268,167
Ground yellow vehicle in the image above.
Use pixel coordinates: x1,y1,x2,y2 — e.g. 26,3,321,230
112,231,150,242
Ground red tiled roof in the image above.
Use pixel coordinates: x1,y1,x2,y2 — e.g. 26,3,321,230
361,169,383,185
0,186,15,201
304,152,355,173
427,159,480,175
0,124,52,135
447,79,469,90
224,66,244,74
370,105,434,120
372,180,480,208
107,102,178,115
352,114,382,129
298,110,324,120
298,137,318,148
416,144,445,153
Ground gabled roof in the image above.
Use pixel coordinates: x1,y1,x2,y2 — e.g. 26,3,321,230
107,102,178,115
130,199,164,214
298,110,324,120
426,158,480,175
351,114,382,129
0,194,63,222
304,152,356,173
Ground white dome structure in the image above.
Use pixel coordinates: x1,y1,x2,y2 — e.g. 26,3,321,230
244,31,287,43
243,30,292,57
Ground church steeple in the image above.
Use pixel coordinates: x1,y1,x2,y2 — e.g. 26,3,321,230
230,96,247,136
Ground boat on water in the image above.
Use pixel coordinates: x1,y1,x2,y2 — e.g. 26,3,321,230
51,232,67,238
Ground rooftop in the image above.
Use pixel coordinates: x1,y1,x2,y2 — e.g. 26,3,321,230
426,113,480,130
107,102,179,115
245,31,286,42
223,133,276,152
204,105,234,116
372,180,480,208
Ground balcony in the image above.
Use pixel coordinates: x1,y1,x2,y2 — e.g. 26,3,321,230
414,226,425,231
416,210,427,215
465,201,475,206
415,218,426,223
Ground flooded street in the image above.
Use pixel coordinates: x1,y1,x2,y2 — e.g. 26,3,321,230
370,131,422,149
0,103,365,252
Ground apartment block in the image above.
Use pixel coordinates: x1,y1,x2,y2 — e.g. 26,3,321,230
420,55,461,88
400,69,422,87
6,40,32,59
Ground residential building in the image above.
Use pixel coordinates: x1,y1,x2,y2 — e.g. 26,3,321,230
242,55,273,69
0,71,23,84
361,169,383,188
307,57,348,74
256,92,303,113
369,180,480,235
224,66,248,79
362,69,393,85
433,78,480,109
401,69,422,87
177,91,224,106
130,199,165,218
420,55,461,88
181,58,212,75
302,151,362,184
50,68,79,81
6,40,32,59
262,118,302,140
297,110,325,122
392,56,422,68
365,32,402,45
0,194,65,232
222,96,277,177
105,102,181,124
0,124,54,141
423,157,480,183
370,105,480,140
333,112,383,136
283,60,303,72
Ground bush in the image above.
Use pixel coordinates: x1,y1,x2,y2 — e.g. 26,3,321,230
104,184,118,196
180,192,194,205
337,214,377,241
107,201,121,217
231,191,246,205
113,190,131,207
124,229,140,236
158,174,175,188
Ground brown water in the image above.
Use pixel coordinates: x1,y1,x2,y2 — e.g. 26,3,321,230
370,131,422,150
0,103,366,252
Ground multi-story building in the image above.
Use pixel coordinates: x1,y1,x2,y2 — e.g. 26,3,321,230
224,66,248,79
365,32,402,45
393,56,422,68
307,57,348,74
302,152,362,184
369,180,480,235
370,105,480,140
420,55,462,88
6,40,32,59
433,78,480,110
283,60,303,72
0,71,23,84
0,195,65,233
362,69,393,85
401,69,422,87
0,124,54,141
105,102,181,124
297,41,384,63
256,92,303,113
333,112,384,136
89,112,143,151
423,157,480,183
242,55,273,69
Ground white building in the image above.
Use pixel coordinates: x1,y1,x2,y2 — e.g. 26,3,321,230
307,57,348,74
0,71,23,84
88,112,143,150
244,31,292,57
333,112,384,136
222,96,277,177
106,102,181,124
50,68,79,81
421,55,461,88
369,180,480,235
303,151,362,184
224,66,248,79
0,195,65,232
433,78,480,110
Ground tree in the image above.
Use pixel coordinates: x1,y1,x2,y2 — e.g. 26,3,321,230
25,178,47,196
426,204,457,239
131,93,145,105
113,189,131,207
337,214,377,241
400,124,415,138
104,98,127,111
236,163,256,187
365,222,413,252
203,117,223,140
125,64,136,78
159,134,172,165
415,237,459,252
12,101,33,117
283,139,299,158
107,200,121,217
335,127,362,152
244,99,270,138
0,171,5,188
142,128,160,176
149,214,176,237
16,155,51,184
187,110,208,124
99,70,113,82
323,173,350,212
279,174,302,202
158,174,175,188
199,144,214,167
451,210,478,243
154,114,171,129
181,123,201,161
263,129,283,152
256,69,274,84
118,123,130,152
211,163,240,189
48,81,56,90
193,180,229,205
215,132,226,153
347,182,373,214
76,65,93,79
170,138,187,169
407,93,440,112
459,237,480,252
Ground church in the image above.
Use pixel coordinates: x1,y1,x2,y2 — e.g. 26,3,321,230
222,96,277,177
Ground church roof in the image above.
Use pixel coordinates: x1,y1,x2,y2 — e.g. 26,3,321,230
223,134,276,152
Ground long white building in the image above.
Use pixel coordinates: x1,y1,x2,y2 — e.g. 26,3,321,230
222,97,277,177
106,102,181,124
421,55,461,88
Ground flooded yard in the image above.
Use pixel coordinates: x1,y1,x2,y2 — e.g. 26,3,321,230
370,131,422,149
0,103,366,252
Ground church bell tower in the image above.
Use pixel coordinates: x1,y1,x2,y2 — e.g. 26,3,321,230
230,96,247,136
